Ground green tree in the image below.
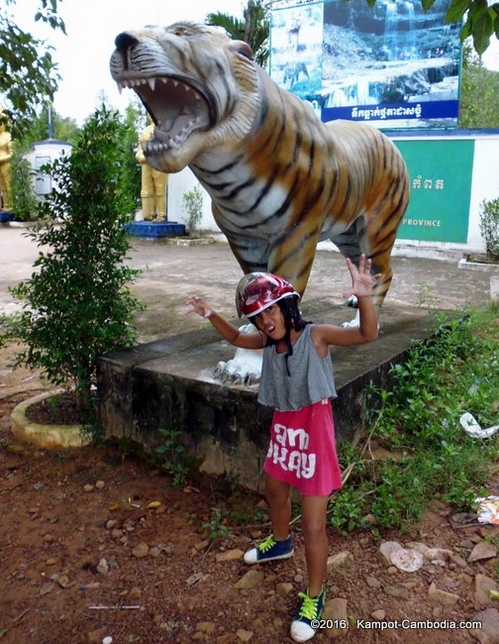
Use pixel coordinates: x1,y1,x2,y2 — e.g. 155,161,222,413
206,0,270,67
459,43,499,128
119,102,145,218
9,149,38,222
9,100,141,224
0,106,143,420
442,0,498,55
20,104,79,146
0,0,66,138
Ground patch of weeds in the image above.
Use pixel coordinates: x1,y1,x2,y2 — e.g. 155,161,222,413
116,437,146,461
416,284,441,308
229,507,252,526
328,486,374,535
493,560,499,584
484,534,499,549
369,454,429,531
223,472,242,494
228,501,267,526
204,507,231,542
155,428,189,487
329,307,499,533
48,468,64,478
80,421,106,447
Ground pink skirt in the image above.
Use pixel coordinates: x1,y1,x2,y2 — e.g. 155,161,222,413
263,399,343,496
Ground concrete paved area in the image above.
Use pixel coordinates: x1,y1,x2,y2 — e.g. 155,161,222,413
2,223,498,487
1,225,497,344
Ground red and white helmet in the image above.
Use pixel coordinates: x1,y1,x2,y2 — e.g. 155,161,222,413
236,272,299,318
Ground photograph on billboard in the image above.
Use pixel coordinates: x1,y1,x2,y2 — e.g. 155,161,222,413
269,0,462,129
269,2,325,119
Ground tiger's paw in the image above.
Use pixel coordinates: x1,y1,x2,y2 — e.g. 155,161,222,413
214,348,262,386
341,310,380,331
341,310,361,328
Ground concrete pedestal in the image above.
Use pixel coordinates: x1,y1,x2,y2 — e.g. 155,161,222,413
97,302,443,491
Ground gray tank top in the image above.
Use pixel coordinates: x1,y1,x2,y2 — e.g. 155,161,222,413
257,324,337,411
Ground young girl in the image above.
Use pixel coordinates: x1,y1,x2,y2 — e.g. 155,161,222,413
186,254,379,643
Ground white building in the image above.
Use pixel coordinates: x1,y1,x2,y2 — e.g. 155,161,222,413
25,139,73,197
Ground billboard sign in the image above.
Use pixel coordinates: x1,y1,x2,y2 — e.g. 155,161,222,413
270,0,462,130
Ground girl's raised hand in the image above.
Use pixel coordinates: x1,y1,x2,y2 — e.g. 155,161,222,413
186,295,213,319
343,254,380,300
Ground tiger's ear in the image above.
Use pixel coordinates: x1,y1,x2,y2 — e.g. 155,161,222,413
228,40,254,61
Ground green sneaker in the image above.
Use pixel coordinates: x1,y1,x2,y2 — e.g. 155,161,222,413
290,587,326,642
243,534,294,564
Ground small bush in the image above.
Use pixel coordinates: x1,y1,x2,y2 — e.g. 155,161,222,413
182,185,203,234
10,145,38,221
479,197,499,258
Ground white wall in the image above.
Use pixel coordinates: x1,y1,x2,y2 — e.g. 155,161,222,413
167,167,217,231
468,136,499,250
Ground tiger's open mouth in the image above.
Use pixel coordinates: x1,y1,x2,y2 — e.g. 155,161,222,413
115,75,215,155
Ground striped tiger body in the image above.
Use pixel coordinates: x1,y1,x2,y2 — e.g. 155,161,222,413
110,22,410,317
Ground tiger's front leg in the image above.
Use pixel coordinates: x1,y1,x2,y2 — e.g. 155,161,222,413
265,227,321,297
213,324,263,386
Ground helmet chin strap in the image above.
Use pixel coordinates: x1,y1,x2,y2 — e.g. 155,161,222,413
284,321,294,378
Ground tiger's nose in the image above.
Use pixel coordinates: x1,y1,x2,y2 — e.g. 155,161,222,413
115,32,139,51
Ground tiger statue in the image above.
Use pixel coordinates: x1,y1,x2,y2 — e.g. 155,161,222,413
110,22,409,379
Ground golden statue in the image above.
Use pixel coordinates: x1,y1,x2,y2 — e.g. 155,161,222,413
135,123,168,222
0,112,13,211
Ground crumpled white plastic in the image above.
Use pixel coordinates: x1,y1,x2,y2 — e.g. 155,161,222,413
460,412,499,439
475,496,499,525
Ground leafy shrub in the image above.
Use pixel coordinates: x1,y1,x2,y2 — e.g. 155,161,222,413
479,197,499,258
155,427,189,486
182,185,203,234
0,106,143,424
10,144,38,221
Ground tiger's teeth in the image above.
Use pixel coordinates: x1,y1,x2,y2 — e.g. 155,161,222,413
147,78,156,91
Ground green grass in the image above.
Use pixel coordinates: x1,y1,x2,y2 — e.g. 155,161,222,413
328,304,499,535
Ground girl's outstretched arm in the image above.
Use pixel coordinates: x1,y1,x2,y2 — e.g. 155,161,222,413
186,295,264,349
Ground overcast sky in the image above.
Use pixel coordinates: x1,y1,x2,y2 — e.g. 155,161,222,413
11,0,245,125
9,0,499,125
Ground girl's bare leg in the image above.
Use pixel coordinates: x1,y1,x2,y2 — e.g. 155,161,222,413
300,495,329,597
265,475,291,540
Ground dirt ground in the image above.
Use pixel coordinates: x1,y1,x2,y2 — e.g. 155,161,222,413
2,378,499,644
1,233,499,643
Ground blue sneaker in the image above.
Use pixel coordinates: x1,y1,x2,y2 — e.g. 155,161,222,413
243,534,294,564
290,587,326,642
